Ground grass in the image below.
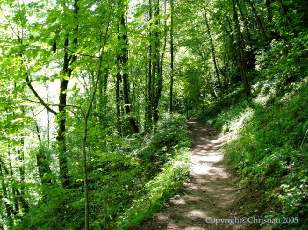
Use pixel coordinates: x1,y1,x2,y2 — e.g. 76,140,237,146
224,84,308,229
203,83,308,229
115,147,190,229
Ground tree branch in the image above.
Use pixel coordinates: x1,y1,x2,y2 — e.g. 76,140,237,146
64,47,100,59
24,98,81,112
25,74,57,115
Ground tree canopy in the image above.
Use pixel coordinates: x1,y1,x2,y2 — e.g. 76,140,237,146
0,0,307,229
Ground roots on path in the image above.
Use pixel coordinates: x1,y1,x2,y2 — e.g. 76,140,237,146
137,120,248,230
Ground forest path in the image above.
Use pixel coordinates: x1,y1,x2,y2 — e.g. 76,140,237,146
137,120,246,230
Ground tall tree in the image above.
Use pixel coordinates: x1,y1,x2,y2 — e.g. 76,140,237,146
203,9,222,89
145,0,163,128
232,0,250,97
169,0,174,113
116,1,139,133
56,0,79,187
145,0,154,131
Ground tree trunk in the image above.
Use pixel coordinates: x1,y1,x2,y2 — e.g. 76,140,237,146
152,0,162,124
278,0,288,25
34,120,53,186
145,0,154,132
247,0,267,41
56,47,70,187
237,2,252,43
169,0,174,113
144,0,163,130
204,10,221,89
82,118,89,230
57,0,79,188
237,2,256,71
81,58,101,229
97,56,108,127
232,0,250,97
117,5,139,133
116,72,122,134
7,146,19,215
302,1,308,26
0,160,13,227
265,0,273,24
17,136,29,212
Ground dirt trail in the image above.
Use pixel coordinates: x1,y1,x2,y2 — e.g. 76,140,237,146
137,120,246,230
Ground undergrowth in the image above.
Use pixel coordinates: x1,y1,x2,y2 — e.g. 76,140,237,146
16,114,191,230
199,31,308,229
224,84,308,229
115,147,190,229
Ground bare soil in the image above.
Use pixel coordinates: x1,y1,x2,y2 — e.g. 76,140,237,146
137,120,249,230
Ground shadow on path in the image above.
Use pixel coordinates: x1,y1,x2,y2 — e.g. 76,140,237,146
137,120,248,230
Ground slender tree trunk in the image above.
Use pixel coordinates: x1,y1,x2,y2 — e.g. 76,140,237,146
247,0,267,41
17,135,29,212
82,117,89,230
278,0,288,15
237,2,252,43
152,0,162,124
144,0,163,128
57,47,71,187
0,162,13,227
232,0,250,97
46,84,50,148
81,23,110,227
57,0,79,188
33,119,53,186
169,0,174,113
7,146,19,215
303,1,308,26
265,0,273,24
237,3,256,71
116,72,122,134
204,10,221,89
145,0,153,132
117,5,139,133
82,61,101,230
19,34,53,189
97,59,109,128
155,0,167,122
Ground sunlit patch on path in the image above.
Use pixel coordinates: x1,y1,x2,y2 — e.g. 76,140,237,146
137,120,247,230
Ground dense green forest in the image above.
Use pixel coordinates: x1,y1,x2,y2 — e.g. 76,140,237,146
0,0,307,229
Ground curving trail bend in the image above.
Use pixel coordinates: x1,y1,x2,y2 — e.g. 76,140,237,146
137,120,247,230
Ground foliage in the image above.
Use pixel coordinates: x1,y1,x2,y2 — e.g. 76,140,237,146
115,143,190,229
197,22,308,227
16,115,190,229
224,84,308,229
197,89,249,129
255,31,308,99
1,0,307,229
